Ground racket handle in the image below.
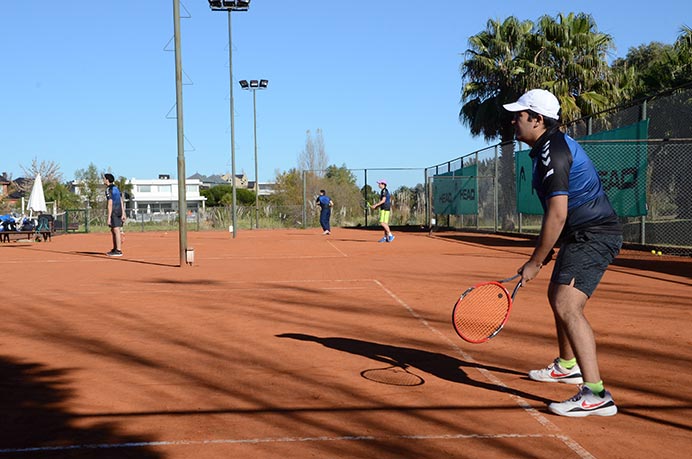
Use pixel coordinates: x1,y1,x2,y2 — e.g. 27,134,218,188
542,249,556,266
499,273,521,283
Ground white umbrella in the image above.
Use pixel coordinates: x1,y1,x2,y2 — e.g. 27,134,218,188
27,173,47,216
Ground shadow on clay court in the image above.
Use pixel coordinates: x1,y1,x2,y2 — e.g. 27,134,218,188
0,355,162,458
276,333,552,405
71,251,178,268
432,232,692,280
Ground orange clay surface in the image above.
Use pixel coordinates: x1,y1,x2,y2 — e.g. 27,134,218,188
0,229,690,459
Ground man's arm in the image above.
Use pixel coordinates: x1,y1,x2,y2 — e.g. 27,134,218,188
371,195,386,209
520,194,567,283
107,199,113,227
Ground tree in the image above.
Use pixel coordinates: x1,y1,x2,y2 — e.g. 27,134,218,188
74,163,103,210
325,164,357,186
298,129,328,174
201,184,255,207
611,42,672,99
460,13,618,229
18,158,63,194
460,16,534,229
44,181,82,211
532,13,620,119
612,25,692,99
270,168,303,206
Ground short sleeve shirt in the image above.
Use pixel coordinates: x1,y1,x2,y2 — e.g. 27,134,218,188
106,184,123,216
317,195,331,210
380,188,391,211
530,128,621,236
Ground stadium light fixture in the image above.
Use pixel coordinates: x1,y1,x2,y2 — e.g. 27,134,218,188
208,1,250,11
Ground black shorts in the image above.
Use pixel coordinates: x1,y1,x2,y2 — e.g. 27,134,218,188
109,213,123,228
551,232,622,297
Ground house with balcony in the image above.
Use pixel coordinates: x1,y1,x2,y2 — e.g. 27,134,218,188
129,175,206,215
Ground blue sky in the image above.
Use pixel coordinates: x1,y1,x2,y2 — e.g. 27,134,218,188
1,1,687,185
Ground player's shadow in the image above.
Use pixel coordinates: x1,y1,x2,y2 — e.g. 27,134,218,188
0,355,162,458
276,333,550,404
72,251,177,267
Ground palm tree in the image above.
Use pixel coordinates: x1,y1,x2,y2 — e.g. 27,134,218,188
532,13,619,121
460,16,535,229
459,13,618,229
460,16,535,143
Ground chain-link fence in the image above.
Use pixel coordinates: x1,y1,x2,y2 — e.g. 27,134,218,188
427,85,692,255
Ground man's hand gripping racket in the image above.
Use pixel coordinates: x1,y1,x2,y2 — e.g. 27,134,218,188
452,249,555,343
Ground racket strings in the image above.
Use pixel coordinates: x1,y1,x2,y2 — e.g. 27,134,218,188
453,283,511,342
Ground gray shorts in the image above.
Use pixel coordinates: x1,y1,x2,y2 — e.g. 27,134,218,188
551,232,622,297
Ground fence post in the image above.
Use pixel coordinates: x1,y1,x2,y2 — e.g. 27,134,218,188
640,99,647,245
364,169,368,227
302,170,307,229
493,144,499,232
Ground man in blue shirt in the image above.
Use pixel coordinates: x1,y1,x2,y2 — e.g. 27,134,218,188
504,89,622,417
316,189,333,235
104,173,126,257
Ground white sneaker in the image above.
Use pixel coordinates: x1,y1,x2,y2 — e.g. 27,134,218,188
549,386,617,417
528,358,583,384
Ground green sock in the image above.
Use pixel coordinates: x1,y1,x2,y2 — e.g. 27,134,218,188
558,357,577,369
585,380,605,396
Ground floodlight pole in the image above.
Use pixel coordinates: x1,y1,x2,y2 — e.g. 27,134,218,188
173,0,188,267
252,87,258,228
227,11,238,238
209,1,250,238
239,79,268,229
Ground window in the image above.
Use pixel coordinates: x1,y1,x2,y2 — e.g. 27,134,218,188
158,185,172,194
138,185,151,193
186,185,197,193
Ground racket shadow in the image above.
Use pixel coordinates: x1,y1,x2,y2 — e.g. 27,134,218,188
277,333,551,404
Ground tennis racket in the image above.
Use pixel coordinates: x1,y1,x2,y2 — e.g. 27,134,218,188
452,249,555,343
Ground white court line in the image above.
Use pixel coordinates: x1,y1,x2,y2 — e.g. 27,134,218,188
326,239,348,257
372,279,596,459
0,433,587,454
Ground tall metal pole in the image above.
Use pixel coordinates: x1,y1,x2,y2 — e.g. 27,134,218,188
173,0,187,267
252,88,259,229
228,11,238,238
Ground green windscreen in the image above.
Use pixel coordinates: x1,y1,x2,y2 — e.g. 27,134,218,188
432,164,478,215
516,120,649,217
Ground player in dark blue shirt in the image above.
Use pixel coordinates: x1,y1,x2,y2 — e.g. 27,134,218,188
316,190,333,235
104,173,126,257
504,89,622,418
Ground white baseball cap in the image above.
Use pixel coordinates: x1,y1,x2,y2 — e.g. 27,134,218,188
503,89,561,120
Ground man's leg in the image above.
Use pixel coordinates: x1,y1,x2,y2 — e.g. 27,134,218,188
549,281,600,384
113,227,122,251
111,228,118,250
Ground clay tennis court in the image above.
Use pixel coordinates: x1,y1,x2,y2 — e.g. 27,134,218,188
1,229,690,458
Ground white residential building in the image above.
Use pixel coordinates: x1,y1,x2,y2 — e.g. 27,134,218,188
129,175,206,215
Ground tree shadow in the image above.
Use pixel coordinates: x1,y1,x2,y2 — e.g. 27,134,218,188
276,333,551,404
0,355,162,458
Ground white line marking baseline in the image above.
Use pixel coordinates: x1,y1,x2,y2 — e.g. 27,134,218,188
0,433,587,454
